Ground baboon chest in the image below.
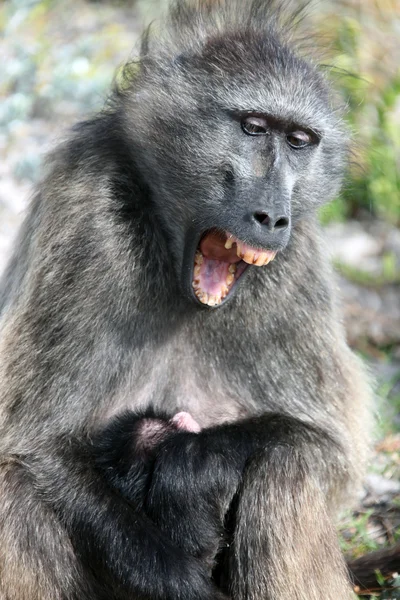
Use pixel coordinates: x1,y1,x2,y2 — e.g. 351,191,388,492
105,342,254,427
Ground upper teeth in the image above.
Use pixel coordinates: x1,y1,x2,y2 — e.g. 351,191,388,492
224,236,276,266
225,236,234,249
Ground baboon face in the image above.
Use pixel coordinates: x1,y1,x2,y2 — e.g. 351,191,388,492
127,31,347,308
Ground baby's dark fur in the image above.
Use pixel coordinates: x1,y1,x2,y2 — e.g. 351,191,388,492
0,1,371,599
93,409,346,595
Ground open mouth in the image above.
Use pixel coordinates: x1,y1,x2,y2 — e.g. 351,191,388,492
192,229,277,307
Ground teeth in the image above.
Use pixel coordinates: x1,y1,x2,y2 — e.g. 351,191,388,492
224,236,234,250
194,288,224,307
254,254,265,266
263,251,277,265
242,250,255,265
195,251,203,265
193,235,277,308
199,292,208,304
232,240,277,267
207,294,221,306
221,285,229,298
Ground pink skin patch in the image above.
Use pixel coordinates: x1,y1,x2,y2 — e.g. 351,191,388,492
135,412,201,454
171,412,201,433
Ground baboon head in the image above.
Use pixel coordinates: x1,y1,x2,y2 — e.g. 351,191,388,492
120,1,348,308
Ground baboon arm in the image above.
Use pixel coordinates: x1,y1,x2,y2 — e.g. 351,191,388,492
228,418,354,600
141,413,352,600
153,413,353,600
18,437,227,600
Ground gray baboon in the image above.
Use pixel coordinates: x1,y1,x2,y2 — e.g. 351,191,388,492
0,1,371,599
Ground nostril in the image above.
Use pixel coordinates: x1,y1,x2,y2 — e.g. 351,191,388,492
274,216,289,230
253,212,289,231
254,212,269,225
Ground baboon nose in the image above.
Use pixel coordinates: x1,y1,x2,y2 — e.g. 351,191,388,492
254,212,290,232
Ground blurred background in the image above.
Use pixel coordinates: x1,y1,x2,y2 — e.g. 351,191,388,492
0,0,399,596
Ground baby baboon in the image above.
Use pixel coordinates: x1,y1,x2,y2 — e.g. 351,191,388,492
0,1,371,599
93,410,230,574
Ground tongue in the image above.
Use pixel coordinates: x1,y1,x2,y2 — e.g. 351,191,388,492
200,231,241,263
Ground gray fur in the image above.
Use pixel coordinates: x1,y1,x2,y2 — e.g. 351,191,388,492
0,1,371,599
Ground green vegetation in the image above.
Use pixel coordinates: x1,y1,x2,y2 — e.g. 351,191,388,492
317,1,400,226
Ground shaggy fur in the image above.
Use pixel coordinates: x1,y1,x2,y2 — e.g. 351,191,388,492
0,1,371,599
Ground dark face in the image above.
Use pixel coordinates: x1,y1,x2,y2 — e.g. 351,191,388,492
128,33,347,309
181,112,321,307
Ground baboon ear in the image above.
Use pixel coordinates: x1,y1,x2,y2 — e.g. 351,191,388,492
140,24,153,59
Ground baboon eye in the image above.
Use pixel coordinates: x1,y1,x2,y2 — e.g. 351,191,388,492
286,131,312,149
241,116,268,136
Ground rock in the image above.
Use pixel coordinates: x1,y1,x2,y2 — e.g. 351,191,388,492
326,221,382,274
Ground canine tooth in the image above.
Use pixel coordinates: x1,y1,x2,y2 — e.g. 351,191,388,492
226,273,234,286
224,236,234,249
228,264,237,274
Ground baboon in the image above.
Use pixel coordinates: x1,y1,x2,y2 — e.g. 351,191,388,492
0,1,371,599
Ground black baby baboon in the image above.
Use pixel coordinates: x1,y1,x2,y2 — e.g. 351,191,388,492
94,408,351,597
93,410,231,574
0,1,371,599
